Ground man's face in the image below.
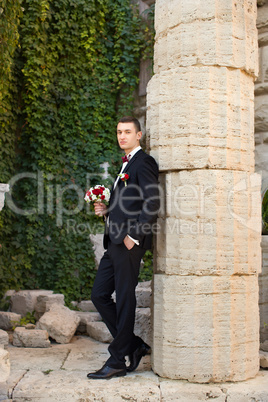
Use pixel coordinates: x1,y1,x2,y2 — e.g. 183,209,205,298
117,122,142,155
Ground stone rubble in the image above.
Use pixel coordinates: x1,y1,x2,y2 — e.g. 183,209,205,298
10,290,53,316
77,300,97,312
0,312,21,331
75,311,102,334
34,293,65,320
87,321,113,343
135,308,152,347
0,329,9,349
260,350,268,368
13,327,50,348
36,304,80,344
136,281,152,308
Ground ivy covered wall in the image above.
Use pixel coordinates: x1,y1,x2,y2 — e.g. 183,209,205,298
0,0,148,303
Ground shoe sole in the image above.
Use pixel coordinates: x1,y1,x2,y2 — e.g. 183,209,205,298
88,371,126,380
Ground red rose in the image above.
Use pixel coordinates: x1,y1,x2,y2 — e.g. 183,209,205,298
101,195,105,200
92,188,101,196
124,174,129,180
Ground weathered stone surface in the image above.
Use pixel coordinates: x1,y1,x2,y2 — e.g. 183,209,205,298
0,330,9,349
0,348,10,383
154,0,258,77
13,327,50,348
34,293,65,320
156,170,261,276
147,67,256,171
260,350,268,368
255,96,268,132
75,311,102,334
35,294,65,313
3,336,268,401
4,290,15,299
134,308,152,347
261,339,268,351
0,369,27,400
259,235,268,345
12,370,160,401
0,312,21,331
159,372,268,401
8,345,69,371
136,282,152,308
0,183,9,211
87,321,113,343
10,290,53,316
77,300,97,312
152,274,260,382
255,143,268,180
257,2,268,30
36,304,80,344
89,233,105,268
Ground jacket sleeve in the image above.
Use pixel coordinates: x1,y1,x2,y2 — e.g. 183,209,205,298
127,156,160,242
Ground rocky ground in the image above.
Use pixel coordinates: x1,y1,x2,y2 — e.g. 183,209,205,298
0,335,268,401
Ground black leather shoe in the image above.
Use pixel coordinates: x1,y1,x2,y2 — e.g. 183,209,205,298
127,343,151,372
87,365,126,380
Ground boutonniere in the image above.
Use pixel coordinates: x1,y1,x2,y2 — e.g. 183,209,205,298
118,173,129,187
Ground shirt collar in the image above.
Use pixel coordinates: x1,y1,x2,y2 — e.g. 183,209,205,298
126,145,141,160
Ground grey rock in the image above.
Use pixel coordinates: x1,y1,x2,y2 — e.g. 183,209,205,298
36,304,80,344
0,312,21,331
260,350,268,368
77,300,97,312
34,294,65,320
89,233,105,268
10,290,53,316
0,329,9,349
87,321,113,343
75,311,102,334
134,308,152,347
136,287,152,308
13,327,50,348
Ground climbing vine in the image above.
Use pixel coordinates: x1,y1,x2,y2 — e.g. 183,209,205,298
0,0,153,303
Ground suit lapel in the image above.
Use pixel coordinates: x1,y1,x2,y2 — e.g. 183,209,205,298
122,149,143,173
110,149,144,198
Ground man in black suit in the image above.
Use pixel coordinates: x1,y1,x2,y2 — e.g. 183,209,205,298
87,116,160,380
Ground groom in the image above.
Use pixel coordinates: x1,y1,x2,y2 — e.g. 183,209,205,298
87,116,160,379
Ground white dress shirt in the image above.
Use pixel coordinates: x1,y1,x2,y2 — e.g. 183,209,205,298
112,145,141,246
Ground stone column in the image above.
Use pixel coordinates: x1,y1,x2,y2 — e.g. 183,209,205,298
147,0,261,382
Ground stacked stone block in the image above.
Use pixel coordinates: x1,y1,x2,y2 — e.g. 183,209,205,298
148,0,261,382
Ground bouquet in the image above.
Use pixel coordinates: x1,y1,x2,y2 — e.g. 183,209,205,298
84,185,110,204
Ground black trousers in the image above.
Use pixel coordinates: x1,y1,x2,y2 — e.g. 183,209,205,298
91,240,146,369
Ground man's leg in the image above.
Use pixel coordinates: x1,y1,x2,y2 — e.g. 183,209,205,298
91,250,117,338
105,242,146,369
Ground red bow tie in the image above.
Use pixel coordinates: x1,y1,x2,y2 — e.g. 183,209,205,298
122,154,131,163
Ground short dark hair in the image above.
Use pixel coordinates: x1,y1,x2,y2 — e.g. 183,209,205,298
118,116,141,133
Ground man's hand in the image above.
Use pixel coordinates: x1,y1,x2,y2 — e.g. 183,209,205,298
124,235,135,250
93,202,107,217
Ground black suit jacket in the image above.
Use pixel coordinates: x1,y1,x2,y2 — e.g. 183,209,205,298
104,149,159,250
